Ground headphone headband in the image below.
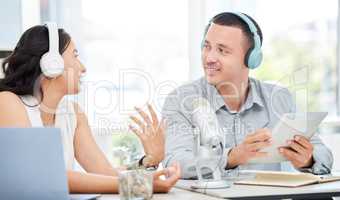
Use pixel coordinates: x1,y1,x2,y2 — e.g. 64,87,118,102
45,22,59,55
233,13,259,40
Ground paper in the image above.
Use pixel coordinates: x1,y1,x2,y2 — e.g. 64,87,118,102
248,112,328,164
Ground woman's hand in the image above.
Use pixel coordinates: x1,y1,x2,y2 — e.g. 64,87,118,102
129,104,166,166
153,162,181,193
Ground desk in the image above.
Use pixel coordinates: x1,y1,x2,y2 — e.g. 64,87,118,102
175,179,340,200
82,179,340,200
97,187,220,200
83,180,340,200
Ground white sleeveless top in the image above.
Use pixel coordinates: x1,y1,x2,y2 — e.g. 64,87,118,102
20,95,77,170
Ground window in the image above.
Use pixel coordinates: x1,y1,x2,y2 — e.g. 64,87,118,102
80,0,189,122
47,0,189,165
3,0,340,169
251,0,337,117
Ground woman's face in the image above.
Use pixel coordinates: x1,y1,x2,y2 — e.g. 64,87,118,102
59,40,86,94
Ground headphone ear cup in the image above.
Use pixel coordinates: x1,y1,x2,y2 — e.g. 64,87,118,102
245,32,263,69
247,48,263,69
244,46,253,69
40,52,64,78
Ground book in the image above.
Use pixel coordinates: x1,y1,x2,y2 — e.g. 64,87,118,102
234,171,340,187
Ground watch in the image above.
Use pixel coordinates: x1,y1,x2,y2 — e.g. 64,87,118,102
138,155,158,170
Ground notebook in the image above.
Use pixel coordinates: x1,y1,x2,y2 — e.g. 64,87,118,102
234,171,340,187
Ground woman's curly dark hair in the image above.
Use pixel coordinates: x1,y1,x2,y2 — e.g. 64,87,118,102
0,25,71,96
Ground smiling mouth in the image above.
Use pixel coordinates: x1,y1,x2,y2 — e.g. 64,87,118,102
205,67,221,73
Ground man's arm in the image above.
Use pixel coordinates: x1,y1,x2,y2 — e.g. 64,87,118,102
306,133,333,174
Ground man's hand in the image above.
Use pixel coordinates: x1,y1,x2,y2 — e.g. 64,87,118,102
227,128,272,169
279,135,314,169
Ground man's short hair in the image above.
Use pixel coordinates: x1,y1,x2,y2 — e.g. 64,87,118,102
204,12,263,48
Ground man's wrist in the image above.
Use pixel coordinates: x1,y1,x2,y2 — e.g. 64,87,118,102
226,148,238,169
300,156,315,169
139,155,159,169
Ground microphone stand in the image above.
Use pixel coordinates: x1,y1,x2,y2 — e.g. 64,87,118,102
191,128,230,189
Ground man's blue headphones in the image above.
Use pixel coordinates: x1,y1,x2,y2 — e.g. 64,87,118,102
204,12,263,69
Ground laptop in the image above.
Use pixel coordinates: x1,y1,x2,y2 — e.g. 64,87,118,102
0,128,101,200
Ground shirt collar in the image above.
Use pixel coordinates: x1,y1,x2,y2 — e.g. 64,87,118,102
247,78,265,108
205,79,225,112
204,77,265,113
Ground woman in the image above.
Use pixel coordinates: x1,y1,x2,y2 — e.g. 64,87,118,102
0,24,180,193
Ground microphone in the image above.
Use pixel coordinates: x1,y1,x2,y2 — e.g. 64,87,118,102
190,97,229,189
192,97,222,149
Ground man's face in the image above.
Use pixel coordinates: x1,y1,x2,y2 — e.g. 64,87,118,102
202,23,249,86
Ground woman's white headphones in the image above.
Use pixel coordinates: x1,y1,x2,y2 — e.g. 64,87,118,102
40,22,65,78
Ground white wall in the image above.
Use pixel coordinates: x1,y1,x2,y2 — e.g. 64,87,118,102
0,0,40,49
0,0,22,49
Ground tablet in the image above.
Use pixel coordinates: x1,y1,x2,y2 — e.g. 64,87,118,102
248,112,328,164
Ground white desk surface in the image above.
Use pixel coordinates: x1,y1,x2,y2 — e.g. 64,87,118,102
175,179,340,199
80,179,340,200
97,187,220,200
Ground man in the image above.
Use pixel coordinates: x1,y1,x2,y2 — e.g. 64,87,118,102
162,12,333,179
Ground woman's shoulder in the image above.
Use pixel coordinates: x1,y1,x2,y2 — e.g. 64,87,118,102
0,91,20,99
0,91,24,107
0,91,31,126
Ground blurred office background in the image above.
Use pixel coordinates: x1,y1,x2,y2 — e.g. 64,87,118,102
1,0,340,170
